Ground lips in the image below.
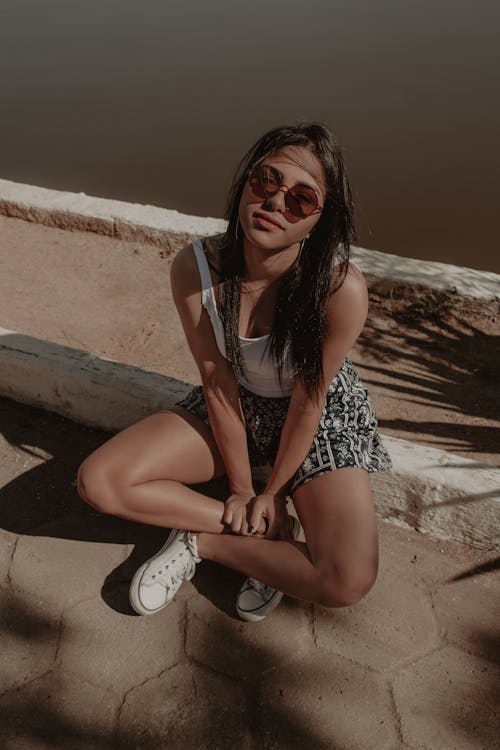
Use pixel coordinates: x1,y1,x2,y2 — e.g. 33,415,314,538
253,211,284,231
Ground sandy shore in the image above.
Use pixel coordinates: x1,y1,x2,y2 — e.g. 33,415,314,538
1,214,498,466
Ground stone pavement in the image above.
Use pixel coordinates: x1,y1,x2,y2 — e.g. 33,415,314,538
1,396,498,750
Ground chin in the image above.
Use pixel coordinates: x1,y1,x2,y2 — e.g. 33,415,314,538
244,231,291,253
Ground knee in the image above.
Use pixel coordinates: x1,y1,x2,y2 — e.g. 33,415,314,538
315,564,378,608
76,459,122,516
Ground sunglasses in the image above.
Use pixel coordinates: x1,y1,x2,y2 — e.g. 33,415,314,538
248,164,323,223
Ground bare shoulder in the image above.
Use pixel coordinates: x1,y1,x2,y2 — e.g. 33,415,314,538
171,242,196,279
327,261,369,330
171,235,223,293
170,243,200,297
332,261,368,304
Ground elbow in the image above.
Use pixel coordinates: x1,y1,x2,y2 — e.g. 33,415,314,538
202,368,239,404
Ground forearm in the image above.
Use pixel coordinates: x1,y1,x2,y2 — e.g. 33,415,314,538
264,398,323,496
203,381,254,495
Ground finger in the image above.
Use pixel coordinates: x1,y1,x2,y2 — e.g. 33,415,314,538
248,502,265,531
223,508,233,527
231,512,242,534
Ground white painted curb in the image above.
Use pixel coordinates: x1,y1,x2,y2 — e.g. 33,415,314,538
370,439,499,551
0,178,227,248
1,178,499,300
0,328,192,430
1,328,498,551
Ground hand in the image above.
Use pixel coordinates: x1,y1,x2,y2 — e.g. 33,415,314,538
248,493,290,540
222,492,255,535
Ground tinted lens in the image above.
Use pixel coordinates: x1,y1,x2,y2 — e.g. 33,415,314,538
248,164,321,221
248,165,280,199
287,186,319,217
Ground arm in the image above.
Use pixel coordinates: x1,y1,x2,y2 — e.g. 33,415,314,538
248,265,369,536
171,244,256,534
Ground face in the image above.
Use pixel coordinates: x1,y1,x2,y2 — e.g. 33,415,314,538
238,145,327,252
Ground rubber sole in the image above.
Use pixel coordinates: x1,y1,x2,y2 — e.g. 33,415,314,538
128,528,180,616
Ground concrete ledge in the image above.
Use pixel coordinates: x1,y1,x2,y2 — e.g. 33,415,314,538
1,178,499,300
0,178,227,253
0,328,192,431
1,327,498,551
370,439,499,550
350,246,500,302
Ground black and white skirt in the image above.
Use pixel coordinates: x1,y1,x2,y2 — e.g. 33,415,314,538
176,358,392,494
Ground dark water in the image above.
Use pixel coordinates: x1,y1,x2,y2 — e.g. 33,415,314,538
1,1,499,272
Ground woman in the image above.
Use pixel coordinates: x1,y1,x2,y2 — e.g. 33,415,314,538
77,122,391,622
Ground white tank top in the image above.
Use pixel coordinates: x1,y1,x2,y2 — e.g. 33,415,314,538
192,239,295,397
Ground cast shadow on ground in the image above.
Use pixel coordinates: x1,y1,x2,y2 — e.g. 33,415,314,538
2,587,497,749
0,395,234,617
1,399,498,748
0,588,358,749
356,311,499,458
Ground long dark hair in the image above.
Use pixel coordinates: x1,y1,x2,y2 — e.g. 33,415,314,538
215,122,355,399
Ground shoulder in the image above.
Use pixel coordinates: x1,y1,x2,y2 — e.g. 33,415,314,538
170,243,200,298
326,261,368,331
172,241,195,270
171,235,223,288
331,261,368,304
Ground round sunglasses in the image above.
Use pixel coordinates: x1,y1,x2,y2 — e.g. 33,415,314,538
248,164,323,223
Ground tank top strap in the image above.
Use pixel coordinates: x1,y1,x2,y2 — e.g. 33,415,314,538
191,239,227,356
192,239,214,307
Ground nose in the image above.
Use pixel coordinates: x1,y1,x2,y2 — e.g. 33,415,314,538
263,186,288,212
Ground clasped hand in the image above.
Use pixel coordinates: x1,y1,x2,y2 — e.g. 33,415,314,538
222,491,290,539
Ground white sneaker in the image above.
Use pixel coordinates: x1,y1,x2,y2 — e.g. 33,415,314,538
129,529,201,615
236,515,302,622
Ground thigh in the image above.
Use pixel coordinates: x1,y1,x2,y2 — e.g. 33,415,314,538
79,406,226,487
292,468,378,581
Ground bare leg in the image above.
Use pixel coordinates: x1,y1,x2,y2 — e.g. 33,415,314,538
78,408,231,533
197,468,378,607
78,412,377,607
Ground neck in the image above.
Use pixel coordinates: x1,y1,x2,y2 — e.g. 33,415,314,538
242,239,301,283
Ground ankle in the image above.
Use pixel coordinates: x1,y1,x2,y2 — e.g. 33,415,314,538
195,532,209,560
186,531,201,562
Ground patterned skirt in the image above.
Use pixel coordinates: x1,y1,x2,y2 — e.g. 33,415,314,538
176,358,392,494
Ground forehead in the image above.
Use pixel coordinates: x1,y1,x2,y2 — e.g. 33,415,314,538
262,145,326,194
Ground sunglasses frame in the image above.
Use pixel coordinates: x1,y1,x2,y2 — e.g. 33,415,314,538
247,164,323,222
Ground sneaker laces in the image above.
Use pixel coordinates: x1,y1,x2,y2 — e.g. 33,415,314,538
246,578,274,599
145,546,197,589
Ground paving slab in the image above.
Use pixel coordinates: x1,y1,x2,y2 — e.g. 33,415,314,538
186,580,315,684
392,646,500,750
0,668,122,750
58,595,185,695
1,365,498,749
257,651,398,750
9,534,127,612
0,586,60,694
117,662,254,750
432,572,500,663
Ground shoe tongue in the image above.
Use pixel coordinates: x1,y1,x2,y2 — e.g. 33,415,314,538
250,578,269,595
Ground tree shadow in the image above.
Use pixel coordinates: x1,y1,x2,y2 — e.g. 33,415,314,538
0,396,229,617
356,306,500,459
2,396,498,748
447,556,500,582
0,589,139,749
0,576,351,749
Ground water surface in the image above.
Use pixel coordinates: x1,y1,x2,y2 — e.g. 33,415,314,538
1,1,498,271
